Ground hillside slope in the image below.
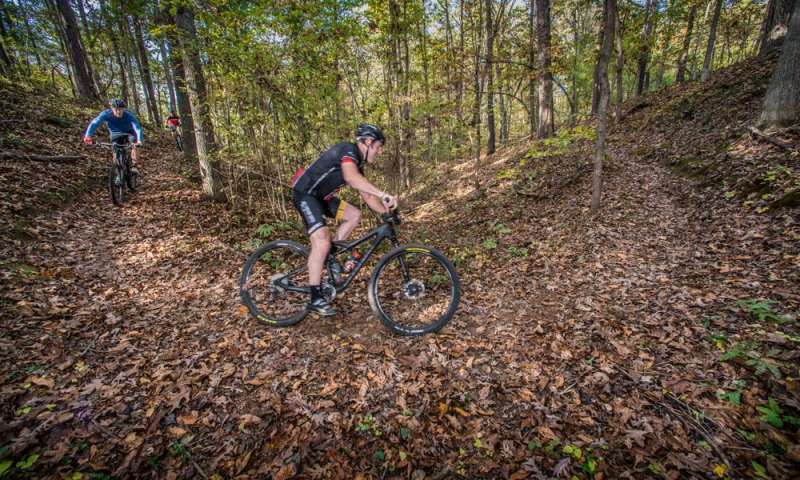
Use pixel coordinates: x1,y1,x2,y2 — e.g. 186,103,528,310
0,55,798,480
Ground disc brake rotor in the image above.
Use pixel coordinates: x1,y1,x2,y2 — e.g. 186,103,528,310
402,279,425,300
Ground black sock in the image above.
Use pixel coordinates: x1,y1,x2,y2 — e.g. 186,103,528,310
310,285,322,302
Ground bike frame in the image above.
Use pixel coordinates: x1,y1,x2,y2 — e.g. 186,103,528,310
279,215,407,295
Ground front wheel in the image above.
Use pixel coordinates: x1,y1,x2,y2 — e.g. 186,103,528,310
175,133,183,152
368,244,460,336
108,163,124,206
125,156,138,192
240,240,310,326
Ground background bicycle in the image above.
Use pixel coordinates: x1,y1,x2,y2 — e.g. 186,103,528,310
239,211,461,336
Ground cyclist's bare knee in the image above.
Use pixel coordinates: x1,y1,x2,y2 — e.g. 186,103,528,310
309,227,331,255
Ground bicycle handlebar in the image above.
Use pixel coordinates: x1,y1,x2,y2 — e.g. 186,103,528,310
96,142,139,149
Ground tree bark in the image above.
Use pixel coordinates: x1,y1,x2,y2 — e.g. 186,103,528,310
758,0,798,55
132,15,161,125
635,0,655,96
168,34,198,165
759,0,800,127
592,0,616,214
485,0,496,154
676,3,697,83
175,5,223,201
54,0,97,100
159,40,177,114
536,0,554,138
701,0,724,82
614,4,624,123
528,0,537,137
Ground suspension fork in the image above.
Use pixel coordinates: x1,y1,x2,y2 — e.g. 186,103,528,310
390,232,413,283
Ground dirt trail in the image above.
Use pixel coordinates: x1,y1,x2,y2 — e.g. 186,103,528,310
2,124,798,479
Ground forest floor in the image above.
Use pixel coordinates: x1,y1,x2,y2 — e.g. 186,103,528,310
1,57,799,479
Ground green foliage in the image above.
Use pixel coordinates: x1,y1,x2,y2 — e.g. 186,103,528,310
15,453,39,470
481,238,497,250
507,246,529,258
168,441,190,465
756,398,800,429
752,461,768,478
736,299,793,324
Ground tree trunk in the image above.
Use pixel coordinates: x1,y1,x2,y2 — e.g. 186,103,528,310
485,0,496,154
528,0,536,137
536,0,554,138
0,37,11,74
132,16,161,125
168,34,198,165
759,0,800,126
592,0,616,213
676,3,697,83
758,0,798,55
159,40,177,114
701,0,724,82
592,7,604,115
175,5,223,201
472,0,484,194
635,0,655,96
614,5,624,123
54,0,97,100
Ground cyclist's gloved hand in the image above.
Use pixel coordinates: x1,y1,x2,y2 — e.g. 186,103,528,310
83,136,94,145
381,193,398,211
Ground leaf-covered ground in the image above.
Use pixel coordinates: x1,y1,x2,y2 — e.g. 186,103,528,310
1,58,799,479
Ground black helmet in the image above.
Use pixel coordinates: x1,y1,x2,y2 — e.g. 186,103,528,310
110,98,126,108
356,123,385,144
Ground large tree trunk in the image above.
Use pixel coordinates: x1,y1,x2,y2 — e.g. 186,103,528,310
175,5,223,201
54,0,97,100
485,0,496,154
528,0,537,137
614,5,624,123
132,16,161,125
168,34,198,165
159,40,177,114
758,0,798,55
760,0,800,127
592,0,616,214
676,3,697,83
471,0,484,194
701,0,724,82
635,0,655,96
536,0,554,138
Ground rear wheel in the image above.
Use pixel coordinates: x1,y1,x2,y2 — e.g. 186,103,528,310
240,240,310,326
368,244,460,336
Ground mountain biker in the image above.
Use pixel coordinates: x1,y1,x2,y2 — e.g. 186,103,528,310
83,99,143,173
292,123,397,316
166,111,181,131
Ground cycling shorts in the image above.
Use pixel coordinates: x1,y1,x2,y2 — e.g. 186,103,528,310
292,190,349,235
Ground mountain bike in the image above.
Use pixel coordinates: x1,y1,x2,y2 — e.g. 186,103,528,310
98,135,139,206
239,210,461,336
168,126,183,152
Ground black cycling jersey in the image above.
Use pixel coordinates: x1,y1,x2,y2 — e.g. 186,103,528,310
292,142,364,198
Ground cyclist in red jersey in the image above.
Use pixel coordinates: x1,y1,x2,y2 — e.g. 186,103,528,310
165,111,181,130
292,124,397,316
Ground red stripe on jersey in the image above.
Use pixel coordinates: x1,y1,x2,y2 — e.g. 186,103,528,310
341,156,356,165
290,167,305,187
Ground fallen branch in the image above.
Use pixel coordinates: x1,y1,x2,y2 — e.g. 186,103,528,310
614,366,743,477
0,151,84,163
747,126,795,151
